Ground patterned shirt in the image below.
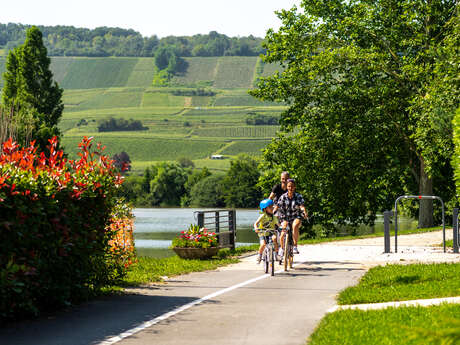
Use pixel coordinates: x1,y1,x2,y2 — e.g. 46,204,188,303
276,192,305,223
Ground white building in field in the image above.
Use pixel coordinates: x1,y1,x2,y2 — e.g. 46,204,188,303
210,155,224,160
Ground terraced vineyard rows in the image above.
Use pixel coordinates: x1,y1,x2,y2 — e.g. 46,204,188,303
0,55,287,172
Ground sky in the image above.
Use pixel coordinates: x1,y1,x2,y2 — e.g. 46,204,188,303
0,0,301,38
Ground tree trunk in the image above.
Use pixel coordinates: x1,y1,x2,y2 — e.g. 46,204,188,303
418,158,433,228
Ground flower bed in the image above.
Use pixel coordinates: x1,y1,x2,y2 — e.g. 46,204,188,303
171,225,219,259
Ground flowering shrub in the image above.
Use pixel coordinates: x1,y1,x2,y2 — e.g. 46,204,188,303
107,199,136,275
0,136,133,320
171,224,218,249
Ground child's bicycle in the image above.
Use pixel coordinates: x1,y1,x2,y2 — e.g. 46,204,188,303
258,229,277,276
281,223,294,272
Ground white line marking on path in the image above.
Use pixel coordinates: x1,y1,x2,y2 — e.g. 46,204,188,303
327,296,460,313
98,257,307,345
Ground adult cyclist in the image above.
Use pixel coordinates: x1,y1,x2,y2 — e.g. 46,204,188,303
277,179,308,256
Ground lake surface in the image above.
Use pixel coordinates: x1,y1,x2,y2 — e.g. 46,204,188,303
133,208,418,257
133,208,260,257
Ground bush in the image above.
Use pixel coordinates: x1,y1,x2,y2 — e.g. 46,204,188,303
97,117,148,132
245,113,278,126
0,136,134,320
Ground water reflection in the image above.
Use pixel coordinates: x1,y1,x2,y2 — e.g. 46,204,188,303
133,208,418,257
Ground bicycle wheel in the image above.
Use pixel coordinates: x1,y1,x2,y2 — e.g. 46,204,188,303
269,245,275,276
263,248,269,274
288,230,294,268
284,233,289,272
289,247,294,268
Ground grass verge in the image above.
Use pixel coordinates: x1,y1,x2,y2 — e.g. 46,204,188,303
308,304,460,345
338,263,460,305
119,245,258,286
298,226,444,245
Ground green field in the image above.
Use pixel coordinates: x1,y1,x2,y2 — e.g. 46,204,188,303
0,55,286,171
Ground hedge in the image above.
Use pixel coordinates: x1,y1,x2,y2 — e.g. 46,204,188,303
0,136,134,320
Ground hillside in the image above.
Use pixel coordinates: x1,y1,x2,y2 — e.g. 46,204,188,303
0,56,285,173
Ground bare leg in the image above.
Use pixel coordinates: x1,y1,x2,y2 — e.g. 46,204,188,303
279,221,288,249
292,218,302,246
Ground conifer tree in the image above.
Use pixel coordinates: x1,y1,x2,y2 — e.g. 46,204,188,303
1,26,63,149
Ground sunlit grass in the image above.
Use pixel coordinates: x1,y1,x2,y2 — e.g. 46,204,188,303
308,304,460,345
338,263,460,305
120,245,258,286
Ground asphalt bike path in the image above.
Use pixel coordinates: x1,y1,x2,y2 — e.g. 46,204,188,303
1,230,457,345
0,251,365,345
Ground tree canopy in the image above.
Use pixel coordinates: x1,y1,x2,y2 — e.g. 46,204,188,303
251,0,459,228
0,23,264,57
2,26,64,150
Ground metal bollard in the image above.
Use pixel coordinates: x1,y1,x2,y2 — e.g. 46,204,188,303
453,208,459,254
383,210,392,253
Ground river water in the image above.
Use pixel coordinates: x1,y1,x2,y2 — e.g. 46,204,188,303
133,208,418,257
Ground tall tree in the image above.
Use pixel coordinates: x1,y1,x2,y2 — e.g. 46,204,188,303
2,26,63,149
251,1,459,228
221,155,262,208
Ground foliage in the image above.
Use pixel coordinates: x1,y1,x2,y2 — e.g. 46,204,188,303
1,26,64,151
177,156,195,168
112,151,131,172
97,117,147,132
245,112,278,126
171,88,215,97
171,224,218,249
452,108,460,197
251,0,460,228
0,105,37,147
221,154,262,208
0,23,264,58
149,162,188,206
189,173,226,207
154,46,187,76
0,136,132,320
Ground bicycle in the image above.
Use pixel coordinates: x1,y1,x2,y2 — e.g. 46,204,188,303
258,229,277,276
281,223,294,272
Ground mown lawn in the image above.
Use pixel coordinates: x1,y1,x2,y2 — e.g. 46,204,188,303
308,262,460,345
120,245,258,285
338,263,460,304
308,304,460,345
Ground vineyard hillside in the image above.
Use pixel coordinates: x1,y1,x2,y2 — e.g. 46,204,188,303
0,55,286,172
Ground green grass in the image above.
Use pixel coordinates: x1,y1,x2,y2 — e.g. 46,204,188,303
338,263,460,305
62,135,225,161
308,304,460,345
298,226,445,245
121,255,239,285
120,245,257,285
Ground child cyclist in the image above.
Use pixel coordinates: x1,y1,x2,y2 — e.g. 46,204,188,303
254,199,280,263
